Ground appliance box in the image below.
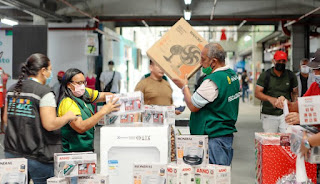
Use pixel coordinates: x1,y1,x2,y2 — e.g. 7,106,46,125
105,91,144,115
100,125,170,184
54,152,97,177
78,175,109,184
176,135,209,167
167,163,195,184
133,163,167,184
0,158,28,184
47,177,70,184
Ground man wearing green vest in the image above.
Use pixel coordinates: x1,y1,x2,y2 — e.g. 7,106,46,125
173,43,240,166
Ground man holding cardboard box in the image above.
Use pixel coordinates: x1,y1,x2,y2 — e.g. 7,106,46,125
173,43,240,166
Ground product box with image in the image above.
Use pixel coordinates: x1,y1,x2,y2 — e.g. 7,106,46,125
54,152,97,177
147,18,208,80
255,132,317,184
47,177,70,184
194,166,214,184
167,163,195,184
176,135,209,167
133,163,167,184
105,91,144,115
78,175,109,184
298,96,320,125
142,105,175,125
0,158,28,184
212,164,231,184
291,125,320,163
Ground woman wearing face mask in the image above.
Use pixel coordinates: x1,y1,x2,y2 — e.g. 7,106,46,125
3,53,78,184
57,68,120,153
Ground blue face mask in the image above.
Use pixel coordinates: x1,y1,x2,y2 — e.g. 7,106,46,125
315,75,320,87
45,70,53,85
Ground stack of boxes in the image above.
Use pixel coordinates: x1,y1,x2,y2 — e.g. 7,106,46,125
47,152,109,184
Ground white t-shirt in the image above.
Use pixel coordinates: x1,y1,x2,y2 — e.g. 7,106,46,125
191,65,230,108
100,70,122,93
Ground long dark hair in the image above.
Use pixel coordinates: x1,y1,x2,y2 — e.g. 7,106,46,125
14,53,50,98
58,68,92,104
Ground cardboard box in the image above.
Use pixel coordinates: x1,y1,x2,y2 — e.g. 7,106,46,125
133,163,167,184
147,18,208,80
105,91,144,115
255,133,317,184
54,152,97,177
298,96,320,125
167,163,195,184
142,105,175,125
78,175,109,184
47,177,70,184
176,135,209,167
291,125,320,163
0,158,28,184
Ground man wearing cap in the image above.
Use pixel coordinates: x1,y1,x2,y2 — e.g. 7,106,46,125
100,61,122,93
52,70,65,101
255,50,298,133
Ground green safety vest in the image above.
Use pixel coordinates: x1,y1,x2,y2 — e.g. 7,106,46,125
190,69,240,138
60,90,95,152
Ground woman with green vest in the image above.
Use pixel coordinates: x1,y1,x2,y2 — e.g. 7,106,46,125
57,68,120,153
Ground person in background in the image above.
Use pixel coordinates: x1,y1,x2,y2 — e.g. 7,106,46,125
100,61,122,93
172,43,240,166
3,53,77,184
296,58,314,97
255,50,298,133
52,70,64,101
0,67,10,133
241,70,249,102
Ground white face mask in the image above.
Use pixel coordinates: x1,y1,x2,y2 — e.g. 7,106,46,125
300,65,310,74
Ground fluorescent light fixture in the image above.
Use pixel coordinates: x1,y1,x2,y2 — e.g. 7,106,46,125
1,18,18,26
184,10,191,20
244,35,251,41
184,0,192,5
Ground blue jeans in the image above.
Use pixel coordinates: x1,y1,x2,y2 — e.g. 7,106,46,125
242,85,249,102
208,136,234,166
5,152,54,184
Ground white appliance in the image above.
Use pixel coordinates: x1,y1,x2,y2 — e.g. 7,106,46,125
100,124,169,184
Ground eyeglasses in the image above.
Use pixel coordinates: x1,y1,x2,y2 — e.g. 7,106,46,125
70,81,87,85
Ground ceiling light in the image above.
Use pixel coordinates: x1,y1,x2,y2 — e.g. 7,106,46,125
184,10,191,20
184,0,192,5
1,18,18,26
244,35,251,41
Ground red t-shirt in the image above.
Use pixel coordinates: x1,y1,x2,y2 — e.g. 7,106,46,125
303,82,320,97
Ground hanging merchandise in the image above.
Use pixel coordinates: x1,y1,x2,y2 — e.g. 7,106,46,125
86,33,99,56
220,29,227,41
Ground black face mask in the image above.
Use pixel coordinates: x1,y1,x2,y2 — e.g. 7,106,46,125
275,63,286,71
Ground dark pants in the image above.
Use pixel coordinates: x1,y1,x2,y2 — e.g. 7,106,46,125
242,85,249,102
5,152,54,184
208,136,234,166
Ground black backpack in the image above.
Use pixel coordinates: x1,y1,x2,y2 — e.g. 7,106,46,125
263,68,295,94
103,71,115,92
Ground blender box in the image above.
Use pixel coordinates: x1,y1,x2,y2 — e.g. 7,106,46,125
47,177,70,184
105,91,144,115
0,158,28,184
78,175,109,184
142,105,175,125
147,18,208,80
54,152,97,177
167,163,195,184
291,125,320,163
176,135,209,167
255,132,317,184
133,163,167,184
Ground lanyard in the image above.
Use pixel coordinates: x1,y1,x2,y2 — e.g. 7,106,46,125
29,77,41,84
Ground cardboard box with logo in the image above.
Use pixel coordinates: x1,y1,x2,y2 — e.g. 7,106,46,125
78,175,109,184
147,18,208,80
47,177,70,184
176,135,209,167
0,158,28,184
105,91,144,115
54,152,97,177
167,163,195,184
133,163,167,184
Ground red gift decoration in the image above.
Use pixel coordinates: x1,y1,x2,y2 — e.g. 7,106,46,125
220,29,227,41
255,133,317,184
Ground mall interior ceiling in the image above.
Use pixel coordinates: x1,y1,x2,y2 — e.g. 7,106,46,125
0,0,320,28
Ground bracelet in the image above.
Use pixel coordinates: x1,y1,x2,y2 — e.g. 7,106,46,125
181,85,188,92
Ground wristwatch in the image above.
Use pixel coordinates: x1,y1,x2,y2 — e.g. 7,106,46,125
304,139,312,149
